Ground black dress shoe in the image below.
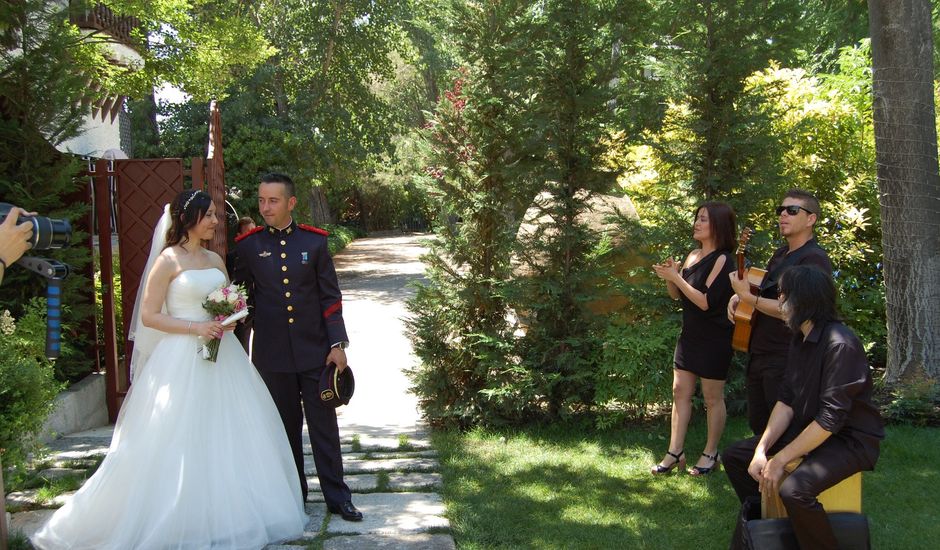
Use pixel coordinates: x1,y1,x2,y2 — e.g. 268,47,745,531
328,501,363,521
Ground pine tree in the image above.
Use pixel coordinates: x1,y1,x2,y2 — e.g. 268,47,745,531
406,0,539,427
651,0,804,203
509,0,639,420
0,0,101,380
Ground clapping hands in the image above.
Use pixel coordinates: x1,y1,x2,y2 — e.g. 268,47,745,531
652,257,681,283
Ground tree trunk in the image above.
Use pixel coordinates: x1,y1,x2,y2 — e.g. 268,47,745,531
272,62,289,118
309,186,333,226
868,0,940,382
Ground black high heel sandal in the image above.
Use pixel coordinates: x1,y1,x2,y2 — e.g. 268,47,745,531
650,450,685,475
688,451,721,476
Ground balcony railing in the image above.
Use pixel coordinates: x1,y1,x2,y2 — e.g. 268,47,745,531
69,1,141,51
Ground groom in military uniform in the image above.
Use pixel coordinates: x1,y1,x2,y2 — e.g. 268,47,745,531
233,172,362,521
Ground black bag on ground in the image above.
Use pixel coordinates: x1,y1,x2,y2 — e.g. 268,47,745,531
730,495,871,550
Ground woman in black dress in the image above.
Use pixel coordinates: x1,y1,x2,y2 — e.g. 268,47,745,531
651,201,737,476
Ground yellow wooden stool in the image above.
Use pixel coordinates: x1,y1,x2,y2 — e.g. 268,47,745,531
761,458,862,519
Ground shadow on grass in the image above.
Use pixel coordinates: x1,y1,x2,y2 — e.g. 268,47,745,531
435,417,940,549
435,419,742,549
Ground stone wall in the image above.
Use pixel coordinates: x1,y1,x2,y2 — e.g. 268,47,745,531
38,372,109,442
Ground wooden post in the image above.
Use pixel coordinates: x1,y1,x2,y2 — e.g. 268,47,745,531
93,159,121,422
190,157,204,191
78,174,102,374
1,455,8,550
206,102,228,257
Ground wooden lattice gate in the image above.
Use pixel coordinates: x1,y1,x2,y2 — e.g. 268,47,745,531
91,102,227,421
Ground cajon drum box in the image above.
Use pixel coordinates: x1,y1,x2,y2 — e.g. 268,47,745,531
761,458,862,519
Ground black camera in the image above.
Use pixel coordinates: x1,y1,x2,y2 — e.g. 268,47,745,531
0,203,72,358
0,202,72,249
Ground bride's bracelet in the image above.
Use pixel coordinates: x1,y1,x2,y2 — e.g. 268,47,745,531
187,321,192,334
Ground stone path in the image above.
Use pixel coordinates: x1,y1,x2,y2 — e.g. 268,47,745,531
6,233,455,549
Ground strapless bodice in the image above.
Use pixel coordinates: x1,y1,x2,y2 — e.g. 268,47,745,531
166,268,226,321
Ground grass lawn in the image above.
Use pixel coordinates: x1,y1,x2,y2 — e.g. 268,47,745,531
433,416,940,549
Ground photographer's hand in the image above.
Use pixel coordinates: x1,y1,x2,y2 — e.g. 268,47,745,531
0,206,36,284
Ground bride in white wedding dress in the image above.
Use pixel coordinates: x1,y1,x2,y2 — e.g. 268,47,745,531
32,190,307,550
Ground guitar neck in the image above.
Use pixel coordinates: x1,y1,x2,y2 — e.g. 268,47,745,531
735,227,752,280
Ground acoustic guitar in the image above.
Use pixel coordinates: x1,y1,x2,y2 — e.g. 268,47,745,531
731,228,766,353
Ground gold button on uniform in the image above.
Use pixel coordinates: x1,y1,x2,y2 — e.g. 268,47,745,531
280,240,286,246
288,318,295,324
283,278,289,284
280,253,287,258
285,291,291,298
287,305,294,312
281,265,288,272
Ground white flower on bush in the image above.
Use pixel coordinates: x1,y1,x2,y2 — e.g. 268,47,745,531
0,309,14,336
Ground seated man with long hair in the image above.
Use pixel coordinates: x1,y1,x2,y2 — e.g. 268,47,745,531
721,265,884,550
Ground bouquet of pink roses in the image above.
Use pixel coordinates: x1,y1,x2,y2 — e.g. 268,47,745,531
199,283,249,362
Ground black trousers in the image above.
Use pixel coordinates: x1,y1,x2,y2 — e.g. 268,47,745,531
258,368,351,508
722,436,868,550
745,353,787,435
234,320,252,354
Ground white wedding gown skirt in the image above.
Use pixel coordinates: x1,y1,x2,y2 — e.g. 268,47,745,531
32,269,306,549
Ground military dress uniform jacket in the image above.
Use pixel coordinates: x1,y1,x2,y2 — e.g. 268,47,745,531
233,221,348,373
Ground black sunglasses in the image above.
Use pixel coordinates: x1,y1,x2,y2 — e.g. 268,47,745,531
775,204,815,216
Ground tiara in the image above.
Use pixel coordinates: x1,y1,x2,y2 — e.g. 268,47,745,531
183,191,200,212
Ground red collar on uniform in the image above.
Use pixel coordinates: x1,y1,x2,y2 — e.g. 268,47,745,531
234,226,264,242
298,224,329,236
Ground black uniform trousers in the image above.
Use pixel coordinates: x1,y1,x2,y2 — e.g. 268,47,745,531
258,369,351,507
723,436,868,550
746,353,788,435
234,319,252,354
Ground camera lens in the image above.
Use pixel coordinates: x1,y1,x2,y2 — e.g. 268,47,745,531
31,216,72,249
0,203,72,250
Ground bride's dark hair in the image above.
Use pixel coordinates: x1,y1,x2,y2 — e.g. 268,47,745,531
165,189,212,248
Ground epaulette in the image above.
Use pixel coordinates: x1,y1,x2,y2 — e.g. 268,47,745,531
235,226,264,242
298,223,329,237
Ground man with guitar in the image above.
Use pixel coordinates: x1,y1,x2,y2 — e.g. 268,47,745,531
727,189,832,435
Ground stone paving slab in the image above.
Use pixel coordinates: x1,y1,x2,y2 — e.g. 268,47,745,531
7,489,75,509
369,450,438,459
303,455,317,475
6,490,36,509
324,533,456,550
47,443,110,461
341,435,433,451
344,457,439,474
387,473,442,491
37,467,87,480
306,472,442,494
9,509,55,539
61,426,114,439
309,474,379,492
325,493,449,535
315,450,437,461
305,456,439,476
303,502,328,537
304,443,354,455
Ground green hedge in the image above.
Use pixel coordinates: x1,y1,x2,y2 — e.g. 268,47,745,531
0,300,63,468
